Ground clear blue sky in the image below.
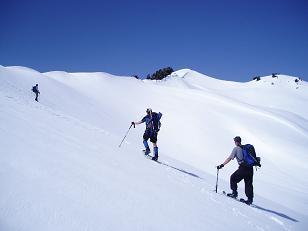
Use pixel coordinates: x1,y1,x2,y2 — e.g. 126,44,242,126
1,0,307,81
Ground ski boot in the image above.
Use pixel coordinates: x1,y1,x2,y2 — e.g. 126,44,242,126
226,191,238,199
151,155,158,161
143,148,151,156
240,198,253,205
152,147,158,161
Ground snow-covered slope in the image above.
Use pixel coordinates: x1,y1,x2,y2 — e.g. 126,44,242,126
1,65,307,230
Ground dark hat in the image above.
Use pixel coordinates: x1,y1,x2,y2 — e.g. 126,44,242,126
233,136,241,143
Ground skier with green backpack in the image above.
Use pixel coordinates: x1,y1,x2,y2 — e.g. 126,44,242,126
217,136,261,205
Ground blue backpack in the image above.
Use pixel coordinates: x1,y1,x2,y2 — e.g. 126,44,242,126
152,112,162,132
241,144,261,167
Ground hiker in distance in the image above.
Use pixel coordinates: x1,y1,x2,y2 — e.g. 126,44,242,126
131,108,162,161
217,136,254,205
32,84,40,101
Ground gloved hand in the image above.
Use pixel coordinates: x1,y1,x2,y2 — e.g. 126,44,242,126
217,164,224,169
131,122,135,128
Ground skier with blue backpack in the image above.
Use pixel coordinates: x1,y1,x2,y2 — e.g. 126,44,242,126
132,108,162,161
217,136,261,205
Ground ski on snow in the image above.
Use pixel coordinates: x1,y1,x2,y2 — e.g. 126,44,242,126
221,191,253,205
142,150,160,163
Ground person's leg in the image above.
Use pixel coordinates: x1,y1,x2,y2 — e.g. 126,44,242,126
244,168,254,202
35,93,38,101
143,131,150,155
150,132,158,160
229,167,245,197
153,143,158,159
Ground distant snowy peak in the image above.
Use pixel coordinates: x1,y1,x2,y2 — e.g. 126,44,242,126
170,69,247,86
254,74,304,83
169,69,229,84
170,69,192,78
172,69,305,84
3,65,42,75
171,69,214,80
170,69,306,89
1,65,305,89
251,74,306,89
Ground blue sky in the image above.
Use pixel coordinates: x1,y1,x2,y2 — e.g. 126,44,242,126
1,0,307,81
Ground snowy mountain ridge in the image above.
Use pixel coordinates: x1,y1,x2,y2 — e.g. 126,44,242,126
0,65,307,231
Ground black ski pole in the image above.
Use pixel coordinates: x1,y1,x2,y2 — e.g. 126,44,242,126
215,168,219,193
118,124,134,148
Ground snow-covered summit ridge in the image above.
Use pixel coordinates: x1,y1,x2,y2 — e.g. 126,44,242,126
171,68,305,87
4,65,306,87
253,74,306,88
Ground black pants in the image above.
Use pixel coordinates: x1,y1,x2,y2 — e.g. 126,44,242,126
230,165,253,200
35,92,39,101
143,129,157,143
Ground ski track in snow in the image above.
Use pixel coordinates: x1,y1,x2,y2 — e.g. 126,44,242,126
153,158,298,231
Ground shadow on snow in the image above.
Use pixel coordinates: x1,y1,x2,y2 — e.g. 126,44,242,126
251,204,299,222
154,157,299,223
158,161,203,180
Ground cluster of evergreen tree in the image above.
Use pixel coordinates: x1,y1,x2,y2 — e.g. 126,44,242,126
272,73,278,78
295,77,302,83
146,67,174,80
252,73,280,81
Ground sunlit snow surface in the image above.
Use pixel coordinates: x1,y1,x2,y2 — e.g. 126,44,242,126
1,66,307,230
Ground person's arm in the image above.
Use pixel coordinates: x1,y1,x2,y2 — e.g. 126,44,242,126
217,147,237,169
222,156,232,166
132,117,145,126
132,120,143,125
217,157,231,169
